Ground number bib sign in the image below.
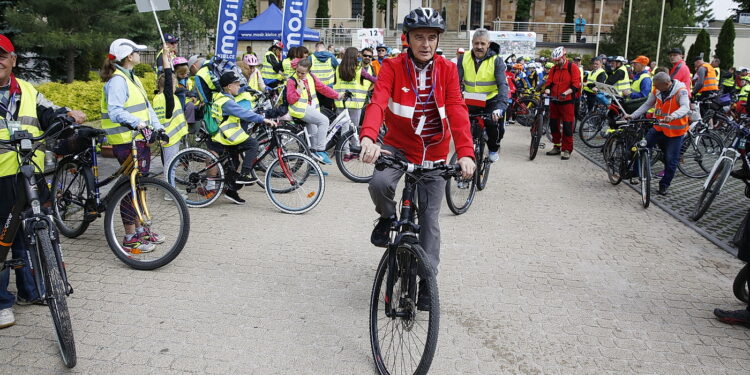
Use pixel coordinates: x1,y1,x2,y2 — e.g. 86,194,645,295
356,29,384,50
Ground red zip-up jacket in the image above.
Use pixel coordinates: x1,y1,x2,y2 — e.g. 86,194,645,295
542,59,581,103
360,53,474,164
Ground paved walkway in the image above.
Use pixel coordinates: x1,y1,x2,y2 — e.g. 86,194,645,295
1,125,749,374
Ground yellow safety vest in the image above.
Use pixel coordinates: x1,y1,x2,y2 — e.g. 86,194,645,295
461,54,499,100
152,93,188,147
334,66,367,109
584,68,606,93
630,71,652,95
210,93,250,146
282,58,294,80
0,79,45,177
288,75,318,119
739,85,750,102
100,69,150,145
261,51,283,82
613,65,630,95
311,56,335,86
247,71,263,92
721,69,735,88
195,64,216,103
234,91,255,108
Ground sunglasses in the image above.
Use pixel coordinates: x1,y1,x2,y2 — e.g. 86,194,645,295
362,55,373,58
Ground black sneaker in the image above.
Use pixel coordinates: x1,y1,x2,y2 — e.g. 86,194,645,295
16,296,46,306
417,279,431,311
371,216,393,247
224,190,246,205
657,186,668,196
714,308,750,328
236,173,258,185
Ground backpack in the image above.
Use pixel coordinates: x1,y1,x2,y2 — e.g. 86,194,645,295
200,57,248,136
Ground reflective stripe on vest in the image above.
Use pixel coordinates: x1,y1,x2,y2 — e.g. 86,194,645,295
100,69,150,145
210,93,250,146
654,87,689,137
631,71,651,94
195,65,216,97
282,59,294,80
152,93,188,147
261,51,283,81
584,68,606,93
739,86,750,102
462,54,499,100
288,76,319,119
699,63,719,92
613,65,630,94
312,57,335,86
334,66,367,109
0,79,45,177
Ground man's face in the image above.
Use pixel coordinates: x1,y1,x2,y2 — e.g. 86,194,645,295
409,29,439,63
225,81,240,96
0,50,16,84
654,80,670,92
633,62,644,72
592,60,601,70
669,53,681,64
377,48,386,58
472,36,489,59
167,42,177,52
361,50,373,66
693,60,702,70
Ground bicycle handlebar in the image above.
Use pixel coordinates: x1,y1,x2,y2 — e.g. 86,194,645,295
0,114,74,145
375,154,461,175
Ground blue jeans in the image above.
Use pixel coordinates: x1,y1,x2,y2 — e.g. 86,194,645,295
646,128,684,190
0,230,42,309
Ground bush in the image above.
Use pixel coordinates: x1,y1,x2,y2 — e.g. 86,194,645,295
36,72,158,122
539,49,552,59
134,63,153,78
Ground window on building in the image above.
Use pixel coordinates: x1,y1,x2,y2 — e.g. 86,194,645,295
352,0,363,18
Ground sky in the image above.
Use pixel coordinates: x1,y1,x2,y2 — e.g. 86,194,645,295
714,0,737,20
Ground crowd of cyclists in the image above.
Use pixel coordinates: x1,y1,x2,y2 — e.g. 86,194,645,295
2,5,750,372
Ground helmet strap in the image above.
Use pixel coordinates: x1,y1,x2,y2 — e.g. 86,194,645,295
405,33,439,69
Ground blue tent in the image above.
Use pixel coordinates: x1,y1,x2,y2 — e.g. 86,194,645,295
237,4,320,41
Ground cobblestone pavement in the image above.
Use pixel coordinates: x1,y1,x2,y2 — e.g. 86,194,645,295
1,125,750,374
574,132,747,253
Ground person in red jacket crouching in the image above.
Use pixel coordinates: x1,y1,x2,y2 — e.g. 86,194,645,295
359,7,475,310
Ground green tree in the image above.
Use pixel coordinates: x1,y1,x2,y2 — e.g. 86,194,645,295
377,0,397,28
734,0,750,16
315,0,329,28
689,0,714,27
686,29,711,71
602,0,693,66
364,0,374,28
158,0,219,43
5,0,153,82
244,0,257,19
715,18,735,70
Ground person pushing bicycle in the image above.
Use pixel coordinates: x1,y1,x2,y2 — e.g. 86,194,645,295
359,8,475,310
0,35,86,329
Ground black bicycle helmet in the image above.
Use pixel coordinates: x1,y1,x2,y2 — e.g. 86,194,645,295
402,7,445,34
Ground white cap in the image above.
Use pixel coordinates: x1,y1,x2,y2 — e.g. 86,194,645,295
109,38,147,61
456,48,465,54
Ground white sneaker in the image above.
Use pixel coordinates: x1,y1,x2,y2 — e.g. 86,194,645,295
488,152,500,162
0,308,15,329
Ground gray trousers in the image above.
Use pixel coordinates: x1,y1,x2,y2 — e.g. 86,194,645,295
368,146,444,273
301,106,330,151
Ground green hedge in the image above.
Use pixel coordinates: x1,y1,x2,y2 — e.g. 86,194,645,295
36,72,157,122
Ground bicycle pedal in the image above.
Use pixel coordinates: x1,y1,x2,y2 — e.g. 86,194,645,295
539,143,546,149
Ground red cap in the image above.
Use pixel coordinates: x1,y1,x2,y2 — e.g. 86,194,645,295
0,35,14,53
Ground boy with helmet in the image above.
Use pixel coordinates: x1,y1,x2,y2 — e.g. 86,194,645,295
542,46,581,160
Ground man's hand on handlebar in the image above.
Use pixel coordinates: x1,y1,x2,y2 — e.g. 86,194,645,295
457,157,475,179
492,109,504,122
263,118,278,127
67,110,86,124
360,137,391,164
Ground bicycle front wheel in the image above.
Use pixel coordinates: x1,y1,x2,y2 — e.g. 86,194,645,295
476,137,491,191
639,150,651,208
254,129,310,189
167,147,225,208
603,136,625,185
370,242,439,375
445,153,477,215
265,153,325,214
37,228,76,368
51,157,91,238
104,177,190,270
334,130,375,183
733,263,750,303
691,158,733,221
578,113,609,148
678,132,723,179
529,115,542,160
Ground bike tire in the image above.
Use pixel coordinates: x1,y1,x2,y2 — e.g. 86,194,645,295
265,153,325,214
678,132,723,179
514,98,538,127
444,153,477,215
639,150,651,208
476,136,491,191
37,228,76,368
51,157,91,238
370,241,439,375
733,263,750,303
603,136,624,185
254,130,310,189
334,130,375,183
578,113,609,148
691,158,733,221
167,147,225,208
104,177,190,270
529,114,542,160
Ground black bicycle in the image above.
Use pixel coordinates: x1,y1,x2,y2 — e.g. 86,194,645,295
529,94,550,160
602,119,655,208
0,116,76,367
369,154,460,375
445,114,493,215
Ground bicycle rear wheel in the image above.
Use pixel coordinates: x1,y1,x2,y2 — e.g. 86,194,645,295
691,158,733,221
334,130,375,183
476,137,491,191
51,157,91,238
733,263,750,303
529,114,542,160
445,153,477,215
37,227,76,368
370,241,439,375
254,129,309,189
265,153,325,214
678,132,723,179
167,147,225,208
578,113,609,148
603,136,625,185
639,150,651,208
104,177,190,270
513,98,538,127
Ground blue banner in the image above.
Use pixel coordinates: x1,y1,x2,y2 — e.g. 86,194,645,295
215,0,245,60
281,0,310,57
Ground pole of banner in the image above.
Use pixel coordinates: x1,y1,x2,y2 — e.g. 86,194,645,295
595,0,604,56
655,0,666,67
624,0,632,58
148,0,171,69
386,0,391,30
466,0,472,40
480,0,485,29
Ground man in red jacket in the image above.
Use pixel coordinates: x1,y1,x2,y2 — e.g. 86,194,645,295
543,46,581,160
359,7,475,310
668,47,692,98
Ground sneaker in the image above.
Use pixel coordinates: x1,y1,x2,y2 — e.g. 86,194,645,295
488,151,500,163
561,151,571,160
139,228,164,244
657,186,668,196
236,173,258,185
714,308,750,328
318,151,333,165
122,236,156,253
371,216,394,248
417,279,431,311
0,308,15,329
546,147,561,156
629,177,640,185
309,168,329,176
16,296,46,306
224,190,246,205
